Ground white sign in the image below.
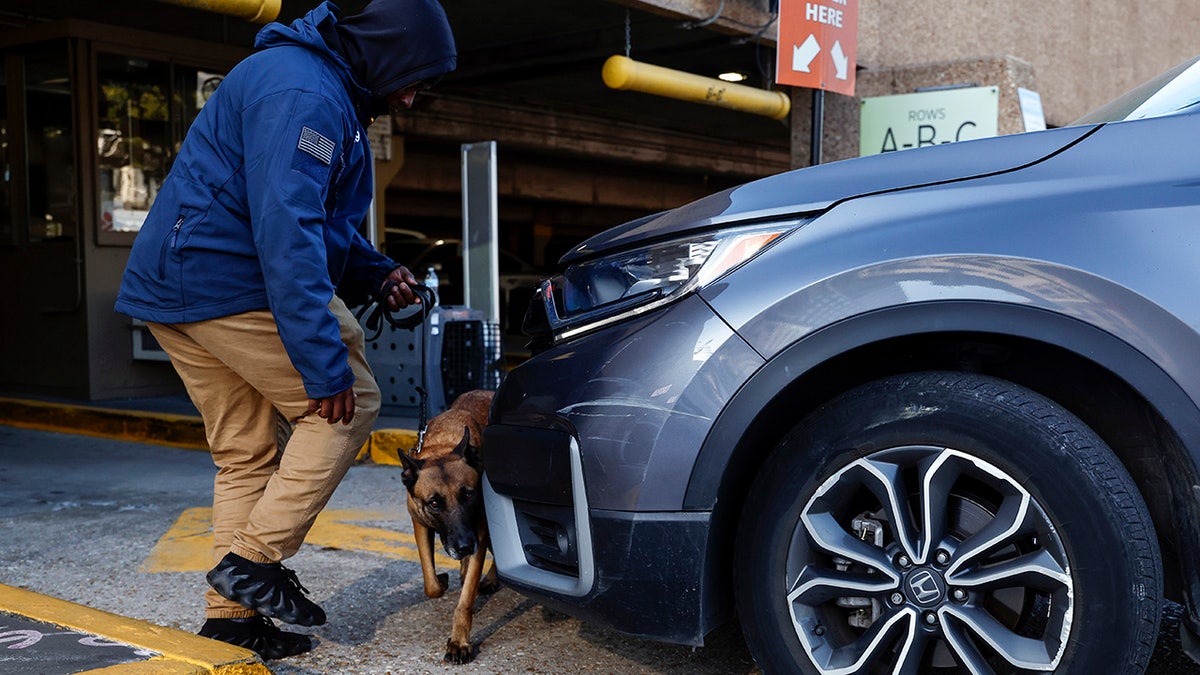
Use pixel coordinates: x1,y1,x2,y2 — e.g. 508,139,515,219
1018,87,1046,131
195,71,223,109
368,115,393,162
860,86,999,156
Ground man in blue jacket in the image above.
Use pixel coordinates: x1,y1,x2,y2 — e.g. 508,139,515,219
115,0,455,659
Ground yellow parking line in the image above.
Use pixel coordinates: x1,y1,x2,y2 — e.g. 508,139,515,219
139,507,213,573
141,508,459,572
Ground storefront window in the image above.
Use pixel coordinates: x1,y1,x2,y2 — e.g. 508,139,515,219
96,54,169,234
96,53,223,236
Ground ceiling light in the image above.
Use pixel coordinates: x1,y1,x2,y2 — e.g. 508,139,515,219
718,71,748,83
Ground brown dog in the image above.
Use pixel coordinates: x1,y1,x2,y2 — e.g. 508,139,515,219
399,388,499,664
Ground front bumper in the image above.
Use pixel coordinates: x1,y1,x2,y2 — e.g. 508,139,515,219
481,295,763,643
483,423,717,644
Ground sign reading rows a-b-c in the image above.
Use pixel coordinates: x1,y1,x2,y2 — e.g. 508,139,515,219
776,0,858,96
859,87,999,156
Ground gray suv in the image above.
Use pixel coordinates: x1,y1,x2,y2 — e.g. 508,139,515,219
482,56,1200,674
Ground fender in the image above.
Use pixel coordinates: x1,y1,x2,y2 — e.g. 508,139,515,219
684,300,1200,510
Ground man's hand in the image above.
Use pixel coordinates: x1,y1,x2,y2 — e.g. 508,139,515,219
307,386,357,425
383,266,422,311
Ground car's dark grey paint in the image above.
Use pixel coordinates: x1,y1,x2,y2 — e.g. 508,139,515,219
482,58,1200,672
493,293,762,511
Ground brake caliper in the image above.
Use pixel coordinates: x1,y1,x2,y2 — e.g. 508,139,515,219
831,512,886,629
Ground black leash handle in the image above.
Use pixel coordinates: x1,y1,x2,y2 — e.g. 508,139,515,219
356,282,438,343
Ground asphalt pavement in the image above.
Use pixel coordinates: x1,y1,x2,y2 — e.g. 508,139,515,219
1,399,1199,674
0,406,758,675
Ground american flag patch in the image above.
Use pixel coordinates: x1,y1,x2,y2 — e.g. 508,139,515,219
297,126,335,165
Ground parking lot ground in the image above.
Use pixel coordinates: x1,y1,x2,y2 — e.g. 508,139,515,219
0,395,419,675
0,397,761,674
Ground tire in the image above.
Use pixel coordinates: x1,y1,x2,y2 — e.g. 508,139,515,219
735,371,1161,675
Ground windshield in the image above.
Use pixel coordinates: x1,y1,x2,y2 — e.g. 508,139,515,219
1073,55,1200,125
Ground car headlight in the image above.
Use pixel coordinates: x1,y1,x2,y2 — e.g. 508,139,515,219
539,220,805,341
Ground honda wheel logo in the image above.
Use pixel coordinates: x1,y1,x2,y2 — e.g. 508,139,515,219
907,569,943,605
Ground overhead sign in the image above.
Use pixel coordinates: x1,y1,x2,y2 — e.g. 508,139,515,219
776,0,858,96
859,86,999,156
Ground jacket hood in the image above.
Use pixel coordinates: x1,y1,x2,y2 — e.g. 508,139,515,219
334,0,457,101
254,3,368,99
255,2,344,64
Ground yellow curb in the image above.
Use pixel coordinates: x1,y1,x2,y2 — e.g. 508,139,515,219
0,583,270,674
367,428,420,465
0,397,414,465
0,396,208,450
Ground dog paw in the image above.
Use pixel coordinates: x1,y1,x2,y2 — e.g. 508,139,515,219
443,639,475,664
424,572,449,598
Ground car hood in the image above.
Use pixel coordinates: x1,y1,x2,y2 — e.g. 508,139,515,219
561,124,1098,265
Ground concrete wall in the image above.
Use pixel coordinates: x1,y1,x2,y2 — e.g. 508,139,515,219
857,0,1198,127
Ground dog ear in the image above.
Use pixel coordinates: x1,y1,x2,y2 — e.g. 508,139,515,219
452,426,483,470
464,441,482,471
399,450,423,490
450,426,471,458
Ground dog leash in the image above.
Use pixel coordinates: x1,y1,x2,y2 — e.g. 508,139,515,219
413,384,430,455
356,280,437,454
356,280,437,341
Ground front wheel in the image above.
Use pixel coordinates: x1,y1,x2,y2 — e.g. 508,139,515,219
735,372,1161,674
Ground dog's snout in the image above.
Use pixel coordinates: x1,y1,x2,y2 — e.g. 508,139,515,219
443,530,478,560
448,546,473,560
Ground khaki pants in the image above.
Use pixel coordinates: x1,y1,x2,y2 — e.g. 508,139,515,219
148,297,380,618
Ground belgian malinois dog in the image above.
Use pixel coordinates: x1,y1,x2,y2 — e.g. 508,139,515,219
399,389,499,664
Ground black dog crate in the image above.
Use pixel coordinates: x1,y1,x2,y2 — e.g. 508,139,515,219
363,304,502,417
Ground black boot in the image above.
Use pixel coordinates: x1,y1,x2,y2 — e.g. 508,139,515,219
198,615,313,660
206,553,327,626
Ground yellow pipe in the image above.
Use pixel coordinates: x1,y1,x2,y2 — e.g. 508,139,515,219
152,0,280,23
602,55,790,121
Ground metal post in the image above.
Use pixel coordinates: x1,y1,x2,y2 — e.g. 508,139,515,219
366,196,378,251
461,141,499,324
811,88,824,166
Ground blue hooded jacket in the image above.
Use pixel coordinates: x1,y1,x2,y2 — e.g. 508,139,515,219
115,1,457,399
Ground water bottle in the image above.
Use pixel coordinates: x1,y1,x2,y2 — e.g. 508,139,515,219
424,266,439,305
